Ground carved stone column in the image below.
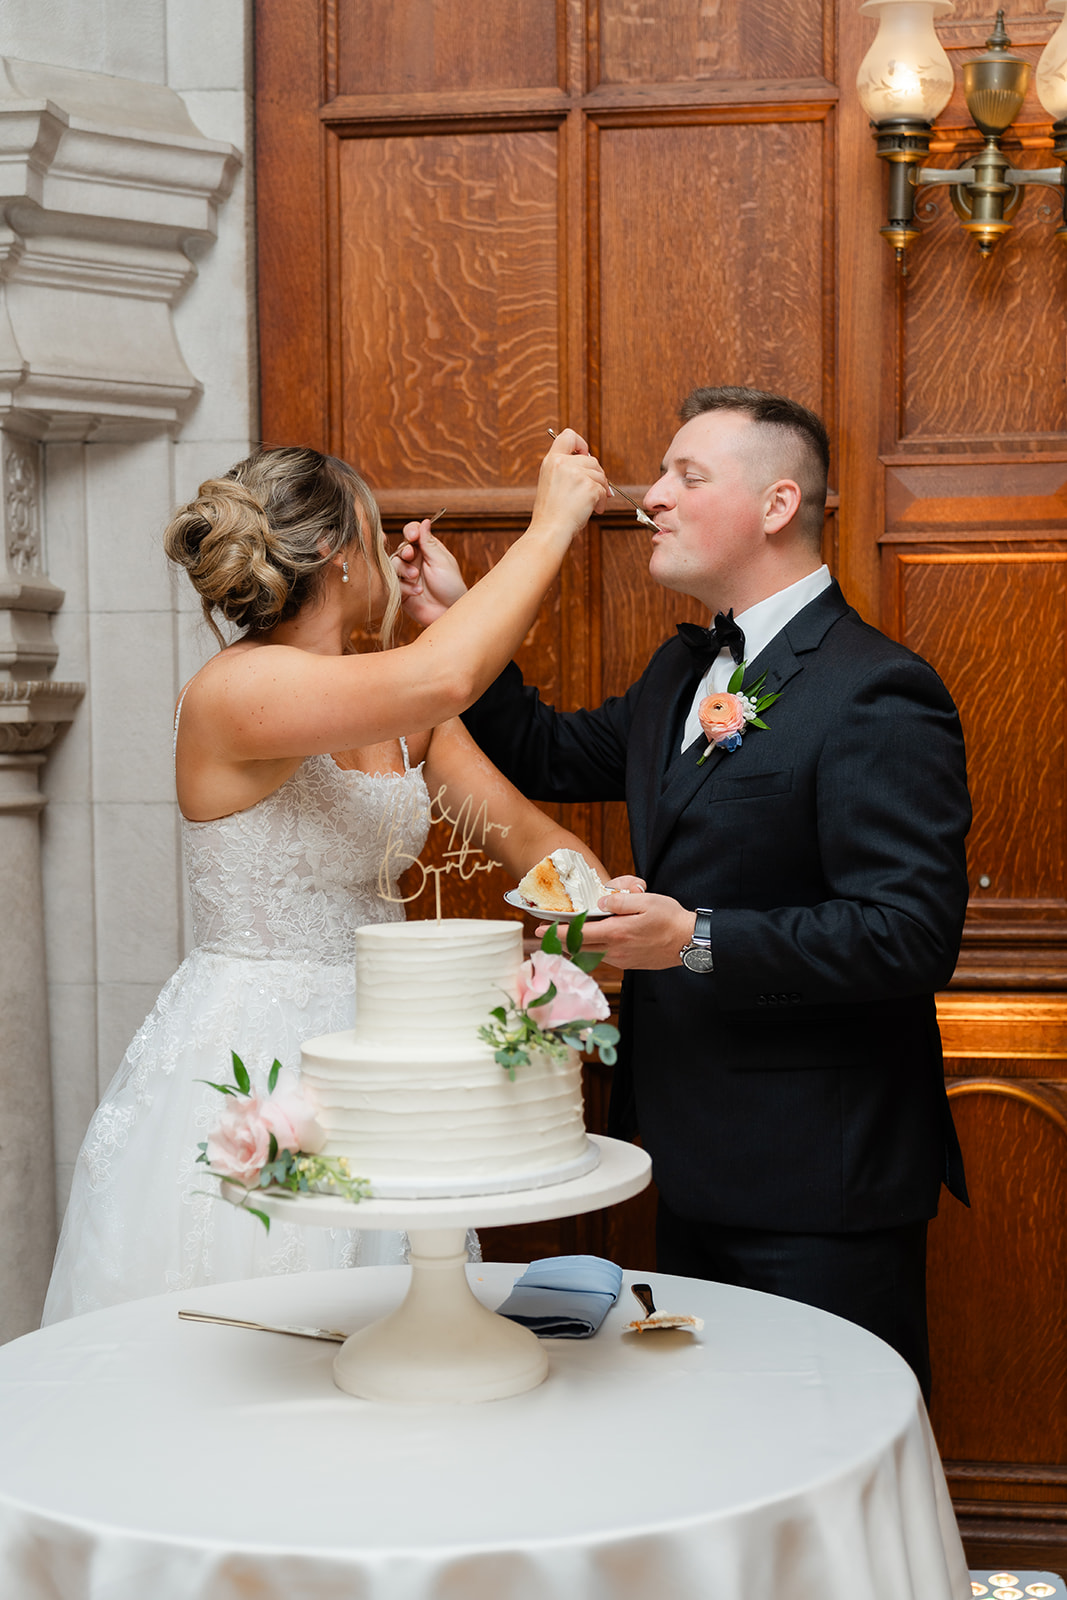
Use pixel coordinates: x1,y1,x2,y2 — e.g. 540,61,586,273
0,430,81,1339
0,59,239,1337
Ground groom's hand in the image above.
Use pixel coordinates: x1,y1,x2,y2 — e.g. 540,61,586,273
552,890,696,971
393,520,468,626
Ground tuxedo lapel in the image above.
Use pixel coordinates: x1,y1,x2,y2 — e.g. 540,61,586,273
643,583,849,881
632,642,706,879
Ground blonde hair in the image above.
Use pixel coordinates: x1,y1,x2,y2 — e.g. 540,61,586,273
163,446,401,647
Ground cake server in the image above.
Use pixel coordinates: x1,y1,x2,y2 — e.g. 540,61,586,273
178,1309,347,1342
624,1282,704,1333
546,429,662,530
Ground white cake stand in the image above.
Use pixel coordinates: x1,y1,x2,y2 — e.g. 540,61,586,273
244,1135,651,1405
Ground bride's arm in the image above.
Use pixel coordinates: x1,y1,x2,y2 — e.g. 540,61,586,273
189,432,607,763
422,717,611,884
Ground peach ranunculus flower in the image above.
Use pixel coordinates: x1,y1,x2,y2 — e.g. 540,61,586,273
698,691,747,746
258,1068,327,1156
515,950,610,1030
205,1095,274,1187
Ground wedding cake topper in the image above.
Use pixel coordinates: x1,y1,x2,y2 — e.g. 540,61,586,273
377,784,509,920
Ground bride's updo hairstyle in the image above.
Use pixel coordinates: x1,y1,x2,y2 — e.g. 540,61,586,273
164,446,401,647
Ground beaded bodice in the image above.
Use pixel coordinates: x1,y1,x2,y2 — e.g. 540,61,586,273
182,752,431,964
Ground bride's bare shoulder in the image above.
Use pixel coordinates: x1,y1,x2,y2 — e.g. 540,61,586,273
176,639,298,706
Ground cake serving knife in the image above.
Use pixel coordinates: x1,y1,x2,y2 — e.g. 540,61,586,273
178,1308,347,1342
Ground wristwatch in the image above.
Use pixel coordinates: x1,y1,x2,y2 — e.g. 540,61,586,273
679,908,715,973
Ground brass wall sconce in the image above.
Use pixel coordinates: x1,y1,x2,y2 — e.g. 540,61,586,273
857,1,1067,261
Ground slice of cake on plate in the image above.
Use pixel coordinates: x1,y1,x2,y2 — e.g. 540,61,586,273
517,849,607,914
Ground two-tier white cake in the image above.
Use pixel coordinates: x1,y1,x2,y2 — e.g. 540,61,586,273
300,919,600,1197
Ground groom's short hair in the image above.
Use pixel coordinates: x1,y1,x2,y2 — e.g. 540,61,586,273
679,386,829,547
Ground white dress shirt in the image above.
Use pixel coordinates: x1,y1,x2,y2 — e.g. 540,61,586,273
680,565,833,751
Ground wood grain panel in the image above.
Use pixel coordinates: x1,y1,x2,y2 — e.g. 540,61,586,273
885,460,1067,533
951,929,1067,990
594,117,829,485
255,0,330,448
928,1079,1067,1466
893,552,1067,913
938,993,1067,1063
900,159,1067,446
596,0,824,88
336,129,559,487
335,0,560,97
837,0,892,625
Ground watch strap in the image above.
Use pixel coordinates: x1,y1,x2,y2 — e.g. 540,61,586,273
680,907,715,970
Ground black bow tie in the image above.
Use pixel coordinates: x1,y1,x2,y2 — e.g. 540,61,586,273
676,611,746,666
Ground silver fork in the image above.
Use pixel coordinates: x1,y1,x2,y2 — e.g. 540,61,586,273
547,430,661,530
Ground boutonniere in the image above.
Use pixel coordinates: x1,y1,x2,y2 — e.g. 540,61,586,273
696,663,781,764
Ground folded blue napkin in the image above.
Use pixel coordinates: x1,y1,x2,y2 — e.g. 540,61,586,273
495,1255,623,1338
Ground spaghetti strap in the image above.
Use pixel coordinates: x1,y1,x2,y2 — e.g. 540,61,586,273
399,735,411,773
173,687,191,759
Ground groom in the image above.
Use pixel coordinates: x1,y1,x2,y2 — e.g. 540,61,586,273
452,387,970,1399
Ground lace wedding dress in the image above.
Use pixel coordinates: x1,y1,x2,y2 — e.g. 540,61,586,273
42,744,436,1322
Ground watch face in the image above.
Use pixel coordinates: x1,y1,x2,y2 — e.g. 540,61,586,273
682,945,714,973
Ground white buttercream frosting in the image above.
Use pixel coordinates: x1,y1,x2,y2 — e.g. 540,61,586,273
300,919,596,1197
549,850,607,913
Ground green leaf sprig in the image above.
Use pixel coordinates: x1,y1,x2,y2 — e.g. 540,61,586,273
726,661,782,729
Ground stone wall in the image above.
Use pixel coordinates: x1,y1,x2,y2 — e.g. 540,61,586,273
0,0,254,1339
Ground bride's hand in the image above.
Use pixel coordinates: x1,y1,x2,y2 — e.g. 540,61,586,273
527,429,611,538
392,520,468,627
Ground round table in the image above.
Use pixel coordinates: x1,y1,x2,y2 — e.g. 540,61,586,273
0,1265,970,1600
244,1133,651,1403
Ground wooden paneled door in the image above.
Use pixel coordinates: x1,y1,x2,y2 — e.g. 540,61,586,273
255,0,1067,1569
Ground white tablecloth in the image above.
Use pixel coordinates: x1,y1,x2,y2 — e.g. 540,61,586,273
0,1265,970,1600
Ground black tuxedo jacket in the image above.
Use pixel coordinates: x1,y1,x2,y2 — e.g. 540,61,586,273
463,582,971,1233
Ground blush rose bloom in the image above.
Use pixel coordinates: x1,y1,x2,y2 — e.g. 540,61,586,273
206,1096,274,1187
515,951,610,1030
698,691,747,745
258,1069,326,1156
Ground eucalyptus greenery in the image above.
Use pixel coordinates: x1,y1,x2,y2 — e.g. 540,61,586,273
727,661,782,728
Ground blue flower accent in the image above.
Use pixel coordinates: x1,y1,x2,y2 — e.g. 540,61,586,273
721,732,743,752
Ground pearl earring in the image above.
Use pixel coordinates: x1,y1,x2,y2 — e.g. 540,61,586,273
341,560,349,584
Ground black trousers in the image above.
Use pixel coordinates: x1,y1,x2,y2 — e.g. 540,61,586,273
656,1200,932,1404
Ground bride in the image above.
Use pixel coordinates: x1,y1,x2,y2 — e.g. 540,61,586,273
43,433,611,1321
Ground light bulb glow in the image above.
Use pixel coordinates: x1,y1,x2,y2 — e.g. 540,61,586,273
857,0,955,123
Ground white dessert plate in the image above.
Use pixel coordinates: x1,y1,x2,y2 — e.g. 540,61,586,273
503,889,613,921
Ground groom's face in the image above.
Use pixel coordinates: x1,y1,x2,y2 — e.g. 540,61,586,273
643,411,772,610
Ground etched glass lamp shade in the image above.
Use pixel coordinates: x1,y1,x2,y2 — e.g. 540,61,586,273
857,0,955,125
1037,1,1067,124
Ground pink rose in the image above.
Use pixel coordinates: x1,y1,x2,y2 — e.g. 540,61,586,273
258,1069,326,1156
515,951,610,1031
698,691,746,744
206,1096,273,1187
